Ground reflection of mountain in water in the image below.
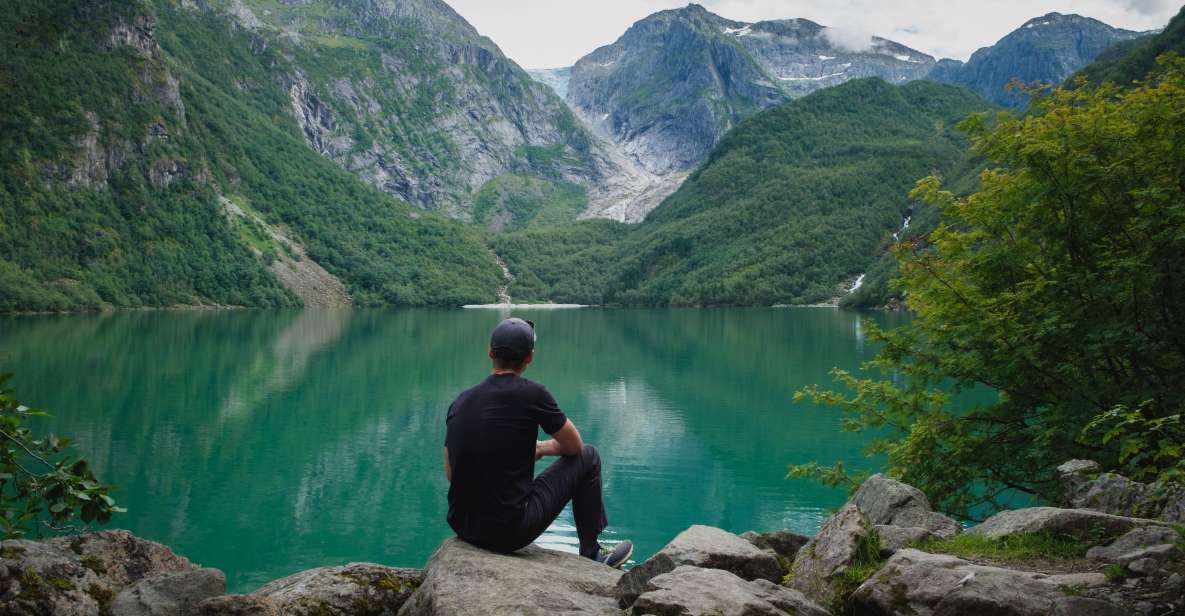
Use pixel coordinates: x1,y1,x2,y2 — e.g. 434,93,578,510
219,310,351,420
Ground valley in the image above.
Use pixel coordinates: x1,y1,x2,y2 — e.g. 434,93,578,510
0,0,1174,312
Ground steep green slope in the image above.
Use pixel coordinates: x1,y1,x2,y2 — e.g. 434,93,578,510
1073,5,1185,86
0,0,500,312
608,79,989,306
496,78,990,307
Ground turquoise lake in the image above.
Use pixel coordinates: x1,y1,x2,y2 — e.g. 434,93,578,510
0,307,913,592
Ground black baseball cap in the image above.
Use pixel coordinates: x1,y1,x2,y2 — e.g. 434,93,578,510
490,318,535,359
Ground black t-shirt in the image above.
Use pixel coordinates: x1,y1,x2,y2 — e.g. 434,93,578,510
444,373,567,542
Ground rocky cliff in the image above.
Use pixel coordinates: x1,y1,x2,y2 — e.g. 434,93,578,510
200,0,606,219
926,12,1148,107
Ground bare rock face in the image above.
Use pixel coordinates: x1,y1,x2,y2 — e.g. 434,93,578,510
1087,526,1182,563
630,565,829,616
969,506,1166,541
1058,459,1185,523
194,594,280,616
849,548,1119,615
787,503,871,609
616,525,783,607
111,567,226,616
254,562,421,616
849,474,960,538
1,530,212,616
740,530,809,565
399,538,621,616
873,524,940,556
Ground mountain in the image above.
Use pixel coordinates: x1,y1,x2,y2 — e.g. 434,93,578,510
196,0,605,220
562,4,939,221
0,0,503,311
494,78,990,306
926,12,1148,107
1073,5,1185,86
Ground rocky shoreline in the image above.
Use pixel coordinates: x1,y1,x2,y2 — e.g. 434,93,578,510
2,462,1182,615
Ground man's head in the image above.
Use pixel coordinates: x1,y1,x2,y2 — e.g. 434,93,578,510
488,317,536,372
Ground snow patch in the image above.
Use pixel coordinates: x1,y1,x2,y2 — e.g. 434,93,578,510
818,55,836,61
724,24,753,37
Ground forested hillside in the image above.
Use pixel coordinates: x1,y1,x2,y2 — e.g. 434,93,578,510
0,0,502,311
496,78,990,306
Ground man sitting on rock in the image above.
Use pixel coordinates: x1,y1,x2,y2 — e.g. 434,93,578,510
443,317,632,568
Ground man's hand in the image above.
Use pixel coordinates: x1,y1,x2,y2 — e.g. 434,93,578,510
536,421,584,459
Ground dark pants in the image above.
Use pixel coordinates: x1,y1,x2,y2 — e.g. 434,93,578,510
466,444,608,559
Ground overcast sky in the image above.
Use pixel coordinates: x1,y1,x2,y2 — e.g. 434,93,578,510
446,0,1180,69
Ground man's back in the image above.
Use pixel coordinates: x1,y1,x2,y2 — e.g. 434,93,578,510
445,373,567,543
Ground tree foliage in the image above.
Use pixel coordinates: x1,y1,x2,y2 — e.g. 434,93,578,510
0,375,121,538
794,57,1185,519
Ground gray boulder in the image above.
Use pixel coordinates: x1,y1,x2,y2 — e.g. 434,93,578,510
47,530,196,589
873,524,940,556
1086,526,1181,562
970,506,1165,541
630,565,829,616
255,562,421,616
400,537,621,616
849,474,961,538
111,567,226,616
1,530,211,616
0,539,109,616
1058,460,1185,523
617,525,782,607
194,594,280,616
740,530,809,563
787,503,872,609
1050,596,1130,616
849,548,1116,615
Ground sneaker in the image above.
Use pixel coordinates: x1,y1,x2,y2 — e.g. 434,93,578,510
595,540,633,569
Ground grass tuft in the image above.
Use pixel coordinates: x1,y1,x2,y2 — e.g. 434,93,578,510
912,532,1089,562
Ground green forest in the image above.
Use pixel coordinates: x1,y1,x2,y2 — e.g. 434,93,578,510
0,0,502,312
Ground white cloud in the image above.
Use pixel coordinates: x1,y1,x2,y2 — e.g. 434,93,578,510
821,25,875,53
446,0,1181,69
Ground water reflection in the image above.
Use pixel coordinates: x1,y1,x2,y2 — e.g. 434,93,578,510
0,307,909,591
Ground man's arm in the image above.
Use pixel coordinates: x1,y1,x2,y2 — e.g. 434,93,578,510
535,419,584,459
443,447,452,482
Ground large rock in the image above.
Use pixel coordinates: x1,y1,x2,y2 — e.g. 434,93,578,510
970,506,1166,541
399,538,621,616
1058,459,1185,523
787,503,872,609
850,474,960,538
849,548,1119,615
47,530,196,589
1086,526,1182,562
111,568,226,616
617,525,782,607
630,565,829,616
1,530,210,616
195,594,280,616
740,531,809,564
873,524,940,556
255,562,421,616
